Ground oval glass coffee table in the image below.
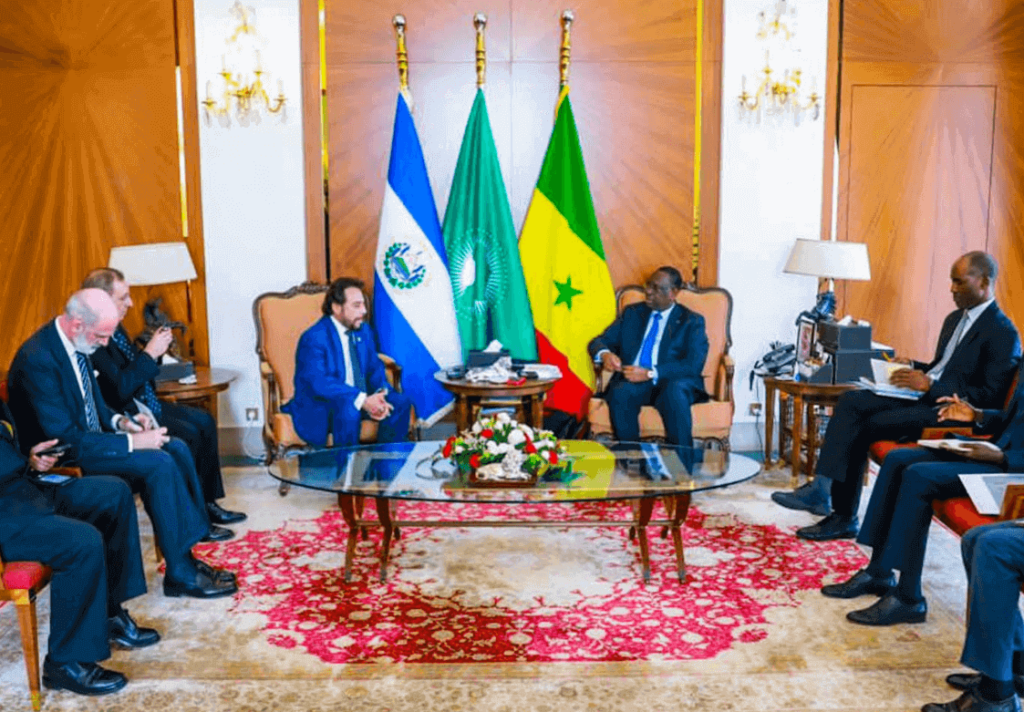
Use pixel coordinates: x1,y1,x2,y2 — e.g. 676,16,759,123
269,440,759,584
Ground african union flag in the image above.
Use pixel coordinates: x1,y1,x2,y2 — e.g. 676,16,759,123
518,89,616,420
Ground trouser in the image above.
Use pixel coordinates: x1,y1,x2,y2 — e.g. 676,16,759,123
605,378,696,447
161,401,225,502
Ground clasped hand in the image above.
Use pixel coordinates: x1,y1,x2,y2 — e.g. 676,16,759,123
934,394,1005,464
363,391,393,421
118,413,169,449
600,352,651,382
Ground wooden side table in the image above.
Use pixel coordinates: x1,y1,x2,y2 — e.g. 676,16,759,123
155,366,236,426
763,377,856,487
434,373,560,432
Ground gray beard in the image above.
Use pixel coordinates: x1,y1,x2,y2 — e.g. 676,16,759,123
72,334,98,355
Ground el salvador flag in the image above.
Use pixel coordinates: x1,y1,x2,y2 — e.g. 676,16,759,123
373,93,463,427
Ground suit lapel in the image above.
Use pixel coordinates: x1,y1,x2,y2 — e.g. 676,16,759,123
322,317,345,380
657,305,682,362
947,303,996,365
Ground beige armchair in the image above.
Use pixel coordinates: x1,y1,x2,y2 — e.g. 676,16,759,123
587,283,736,450
252,282,403,465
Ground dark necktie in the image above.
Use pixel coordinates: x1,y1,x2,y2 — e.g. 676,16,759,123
112,330,163,417
347,331,367,393
638,312,662,369
75,352,102,432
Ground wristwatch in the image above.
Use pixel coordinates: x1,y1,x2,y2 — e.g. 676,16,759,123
647,369,655,380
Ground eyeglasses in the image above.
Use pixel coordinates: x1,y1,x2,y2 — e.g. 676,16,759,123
644,282,673,293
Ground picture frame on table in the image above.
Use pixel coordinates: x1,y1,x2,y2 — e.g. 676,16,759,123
797,317,816,363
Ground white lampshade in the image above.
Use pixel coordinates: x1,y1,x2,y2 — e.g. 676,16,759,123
783,239,871,281
108,243,198,286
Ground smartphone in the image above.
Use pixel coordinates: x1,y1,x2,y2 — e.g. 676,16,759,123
37,443,72,457
36,473,74,486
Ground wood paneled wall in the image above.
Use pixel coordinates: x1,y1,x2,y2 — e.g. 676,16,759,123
835,1,1024,358
0,0,208,369
311,0,722,291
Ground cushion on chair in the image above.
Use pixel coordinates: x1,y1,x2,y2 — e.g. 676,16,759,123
932,497,996,537
271,412,378,448
587,397,732,441
1,561,49,591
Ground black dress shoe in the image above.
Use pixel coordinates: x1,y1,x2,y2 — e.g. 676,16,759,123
163,569,238,599
771,480,832,516
207,501,247,525
847,592,927,626
193,557,237,585
201,524,235,542
796,513,859,541
108,608,161,649
947,673,1024,698
821,568,896,599
923,687,1022,712
42,657,128,696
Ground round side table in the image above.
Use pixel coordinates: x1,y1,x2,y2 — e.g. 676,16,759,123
155,366,236,426
434,372,560,432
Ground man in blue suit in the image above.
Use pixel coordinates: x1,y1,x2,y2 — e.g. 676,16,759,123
283,277,413,448
820,360,1024,626
0,401,156,696
588,266,709,447
7,289,236,599
921,521,1024,712
775,251,1021,540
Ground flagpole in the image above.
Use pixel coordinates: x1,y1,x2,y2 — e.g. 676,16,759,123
474,13,487,88
559,10,574,90
392,14,412,107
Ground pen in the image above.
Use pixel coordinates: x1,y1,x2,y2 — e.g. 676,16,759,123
882,352,893,362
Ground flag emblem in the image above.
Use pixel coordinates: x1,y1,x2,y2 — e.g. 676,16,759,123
382,241,427,290
448,229,509,319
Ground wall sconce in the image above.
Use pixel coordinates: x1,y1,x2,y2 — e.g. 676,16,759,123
201,0,287,128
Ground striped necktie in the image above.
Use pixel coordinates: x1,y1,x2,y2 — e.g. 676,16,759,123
112,330,163,417
75,352,102,432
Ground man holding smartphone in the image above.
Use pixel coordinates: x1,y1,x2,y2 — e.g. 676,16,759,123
82,268,245,529
0,402,156,696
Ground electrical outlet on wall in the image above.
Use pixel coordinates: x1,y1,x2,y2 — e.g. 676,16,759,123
748,402,762,416
245,408,259,423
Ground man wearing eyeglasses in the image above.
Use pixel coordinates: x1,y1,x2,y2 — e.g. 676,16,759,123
588,266,709,447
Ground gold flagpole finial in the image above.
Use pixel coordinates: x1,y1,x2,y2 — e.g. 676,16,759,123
393,15,410,95
559,10,574,89
474,13,487,88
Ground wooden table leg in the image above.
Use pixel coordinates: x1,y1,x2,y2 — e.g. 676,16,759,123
632,498,656,583
789,393,804,489
375,497,395,583
669,492,692,583
455,396,470,433
530,394,544,430
337,494,360,583
764,381,776,469
806,403,818,481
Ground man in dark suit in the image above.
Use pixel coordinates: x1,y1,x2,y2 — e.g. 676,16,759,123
821,361,1024,626
773,251,1021,541
588,266,709,447
282,277,413,448
0,401,156,696
81,268,245,528
7,288,236,599
921,521,1024,712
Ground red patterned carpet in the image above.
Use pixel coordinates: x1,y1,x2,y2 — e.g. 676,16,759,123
197,500,868,665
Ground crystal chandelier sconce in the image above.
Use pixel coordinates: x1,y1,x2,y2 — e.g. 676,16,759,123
202,1,287,128
738,50,820,125
738,0,820,126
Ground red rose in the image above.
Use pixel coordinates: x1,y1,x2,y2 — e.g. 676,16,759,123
442,437,455,458
480,429,494,438
469,453,481,468
524,438,537,454
546,449,559,464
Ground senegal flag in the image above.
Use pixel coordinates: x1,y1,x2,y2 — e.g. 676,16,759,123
519,90,616,419
443,88,537,361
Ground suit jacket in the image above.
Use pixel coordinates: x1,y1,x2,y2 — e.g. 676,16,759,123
7,321,130,463
90,325,160,413
971,361,1024,471
588,302,709,397
0,402,52,544
282,316,389,447
912,303,1021,408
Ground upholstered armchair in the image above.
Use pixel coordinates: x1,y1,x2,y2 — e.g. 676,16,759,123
252,282,403,466
587,283,736,450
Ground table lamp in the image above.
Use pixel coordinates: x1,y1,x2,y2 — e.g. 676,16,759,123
783,238,871,321
108,242,199,357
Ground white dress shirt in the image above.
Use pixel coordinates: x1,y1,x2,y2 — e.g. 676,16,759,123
330,316,367,410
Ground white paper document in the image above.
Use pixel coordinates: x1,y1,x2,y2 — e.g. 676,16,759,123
959,473,1024,516
917,438,1003,454
870,358,910,386
856,377,921,401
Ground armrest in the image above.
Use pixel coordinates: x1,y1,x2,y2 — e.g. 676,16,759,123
259,360,280,417
51,467,83,478
998,484,1024,521
593,360,611,396
379,354,403,392
718,354,735,403
920,427,987,440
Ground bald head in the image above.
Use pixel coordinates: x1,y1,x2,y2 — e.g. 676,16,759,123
59,288,119,354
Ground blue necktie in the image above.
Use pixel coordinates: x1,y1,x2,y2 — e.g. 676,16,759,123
638,312,662,369
75,352,102,432
112,330,163,417
347,331,367,393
